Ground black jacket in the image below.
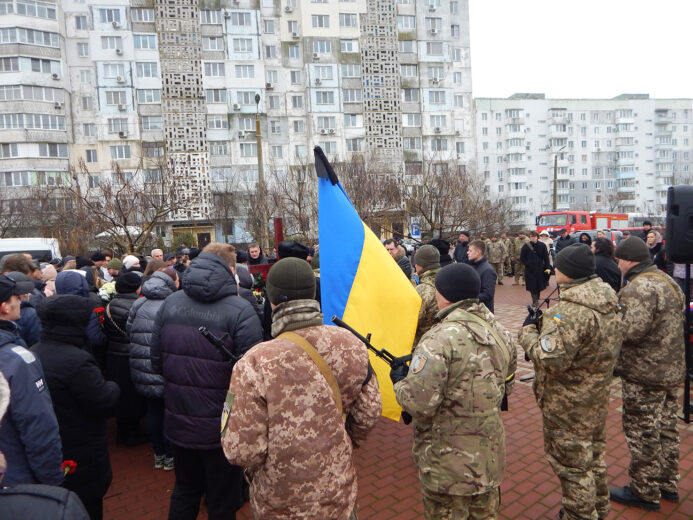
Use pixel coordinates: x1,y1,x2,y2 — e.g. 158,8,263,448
103,293,138,357
520,240,550,293
453,242,470,263
555,235,577,253
594,255,622,293
32,294,120,504
469,256,497,313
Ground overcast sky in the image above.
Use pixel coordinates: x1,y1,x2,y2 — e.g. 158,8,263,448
468,0,693,100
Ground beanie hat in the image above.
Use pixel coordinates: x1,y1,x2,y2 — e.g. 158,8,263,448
115,272,142,294
236,250,249,264
434,263,480,303
459,231,470,238
413,245,440,272
554,243,595,280
76,256,94,269
107,258,123,270
266,257,315,305
122,255,139,270
278,240,310,260
91,251,106,262
614,237,651,264
428,238,451,257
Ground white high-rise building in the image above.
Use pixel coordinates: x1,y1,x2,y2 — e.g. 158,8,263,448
0,0,475,245
475,94,693,228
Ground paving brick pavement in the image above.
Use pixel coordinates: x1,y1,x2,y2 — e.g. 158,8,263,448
104,275,693,519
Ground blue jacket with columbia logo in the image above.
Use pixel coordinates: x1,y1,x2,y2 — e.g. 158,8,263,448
0,320,63,486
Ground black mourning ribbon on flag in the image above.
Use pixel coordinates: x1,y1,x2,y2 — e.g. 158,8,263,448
314,146,340,186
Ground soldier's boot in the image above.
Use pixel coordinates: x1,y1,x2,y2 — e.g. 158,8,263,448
609,485,660,511
660,489,679,503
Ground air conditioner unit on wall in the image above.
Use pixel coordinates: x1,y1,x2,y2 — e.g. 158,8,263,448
118,104,126,111
112,21,120,29
115,48,122,55
265,82,273,89
224,11,231,18
315,78,321,85
320,128,328,135
232,103,241,110
292,32,300,39
328,128,335,134
116,76,125,83
118,130,128,138
238,131,246,139
430,28,438,35
312,52,319,60
54,102,62,109
51,73,59,80
285,6,294,13
434,127,441,133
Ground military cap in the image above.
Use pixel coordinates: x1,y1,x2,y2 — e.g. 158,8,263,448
266,257,316,305
614,237,651,263
554,243,595,280
435,263,480,303
413,245,440,271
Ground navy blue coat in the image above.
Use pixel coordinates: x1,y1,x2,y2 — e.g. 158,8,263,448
16,300,40,347
151,252,263,449
54,271,107,352
0,321,63,486
469,256,497,313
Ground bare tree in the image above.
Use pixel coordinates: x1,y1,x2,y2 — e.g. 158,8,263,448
266,156,318,241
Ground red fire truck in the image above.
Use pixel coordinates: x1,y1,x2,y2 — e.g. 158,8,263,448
536,211,629,236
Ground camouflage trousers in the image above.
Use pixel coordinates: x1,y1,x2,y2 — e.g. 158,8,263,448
621,380,680,502
421,486,499,520
543,427,608,520
504,257,512,275
491,262,504,282
513,261,524,282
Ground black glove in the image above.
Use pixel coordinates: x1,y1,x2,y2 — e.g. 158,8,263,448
390,362,409,385
522,306,542,328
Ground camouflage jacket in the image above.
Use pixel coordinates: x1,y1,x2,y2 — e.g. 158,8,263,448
616,263,685,388
395,299,517,496
222,299,382,520
413,268,440,349
512,237,530,259
486,241,507,264
501,238,512,259
518,276,622,436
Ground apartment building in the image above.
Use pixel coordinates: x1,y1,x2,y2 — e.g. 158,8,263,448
0,0,475,244
476,94,693,228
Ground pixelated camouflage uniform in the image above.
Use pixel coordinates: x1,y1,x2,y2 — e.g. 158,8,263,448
501,237,513,274
616,263,685,502
394,299,517,520
487,240,507,283
512,237,530,283
221,299,382,520
519,275,622,520
413,267,440,349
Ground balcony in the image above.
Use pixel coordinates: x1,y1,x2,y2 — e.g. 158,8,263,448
655,114,674,124
654,156,673,164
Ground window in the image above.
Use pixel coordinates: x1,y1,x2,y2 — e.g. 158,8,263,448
319,141,337,154
428,90,445,104
238,117,253,130
315,66,333,80
397,15,415,29
85,149,97,162
401,64,417,77
344,114,358,127
271,145,283,158
141,116,162,130
265,45,277,58
39,143,68,157
235,65,254,79
210,141,228,155
428,66,444,79
0,57,19,72
200,10,221,24
0,143,18,158
207,115,228,129
295,145,307,158
288,20,298,33
99,8,121,23
240,143,257,157
136,62,158,77
289,44,300,59
108,118,128,133
454,72,462,84
313,40,331,53
103,63,125,78
75,15,87,29
77,43,89,57
233,38,252,52
105,91,126,105
83,123,96,137
343,89,361,102
346,138,362,152
291,95,303,108
456,142,465,154
339,13,357,27
137,89,160,103
204,62,225,76
425,17,442,31
268,95,280,109
81,96,93,110
403,113,421,126
290,70,302,83
206,89,227,103
230,12,251,26
202,37,223,51
317,116,335,129
312,15,329,28
430,115,447,127
263,19,275,33
398,40,414,53
431,138,447,151
340,64,360,77
134,35,156,49
30,57,58,74
142,142,164,157
110,145,131,159
293,120,305,133
132,8,154,22
426,42,443,55
79,69,91,84
270,120,281,134
452,48,462,61
316,91,334,104
340,40,357,52
403,137,421,150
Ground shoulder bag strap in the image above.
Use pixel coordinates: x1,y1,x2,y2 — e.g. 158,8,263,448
635,271,685,311
106,302,127,336
456,310,513,383
278,331,343,418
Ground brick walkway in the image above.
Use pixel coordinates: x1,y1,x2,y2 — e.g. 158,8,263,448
104,277,693,519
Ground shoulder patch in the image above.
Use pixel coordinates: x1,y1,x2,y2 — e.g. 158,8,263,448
552,314,563,323
410,354,427,374
540,337,558,353
220,390,235,435
11,346,35,364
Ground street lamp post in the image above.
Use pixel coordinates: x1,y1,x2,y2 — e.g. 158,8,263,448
254,93,269,251
552,145,567,211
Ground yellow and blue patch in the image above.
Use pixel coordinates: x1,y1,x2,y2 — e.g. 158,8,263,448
552,314,563,323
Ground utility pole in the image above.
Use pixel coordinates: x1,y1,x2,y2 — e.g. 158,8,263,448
553,145,567,211
255,93,269,251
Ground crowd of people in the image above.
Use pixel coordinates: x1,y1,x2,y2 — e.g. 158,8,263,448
0,225,687,520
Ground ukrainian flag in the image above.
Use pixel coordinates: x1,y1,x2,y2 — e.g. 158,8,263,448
315,147,422,420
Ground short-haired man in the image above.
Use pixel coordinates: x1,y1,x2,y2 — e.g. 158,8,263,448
392,263,516,519
247,243,268,265
466,240,497,313
555,229,577,254
411,245,441,348
453,231,471,264
609,237,685,511
520,244,622,520
384,239,412,280
0,274,64,487
151,242,264,519
151,249,164,261
639,221,653,241
222,258,381,519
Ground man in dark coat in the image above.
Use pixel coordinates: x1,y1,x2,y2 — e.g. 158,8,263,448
453,231,471,264
247,243,268,265
555,229,577,254
466,240,497,313
151,243,263,520
32,294,120,520
5,272,40,347
521,231,551,306
429,238,453,267
592,238,622,293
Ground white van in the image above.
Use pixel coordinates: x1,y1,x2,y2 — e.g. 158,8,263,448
0,238,61,262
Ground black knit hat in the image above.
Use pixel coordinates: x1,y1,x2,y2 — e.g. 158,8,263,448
614,237,651,264
278,240,310,260
554,243,595,279
266,257,315,305
434,263,480,303
428,238,451,257
115,272,142,294
91,251,107,262
76,256,94,269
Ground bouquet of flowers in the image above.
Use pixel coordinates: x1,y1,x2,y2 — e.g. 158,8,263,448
98,281,116,303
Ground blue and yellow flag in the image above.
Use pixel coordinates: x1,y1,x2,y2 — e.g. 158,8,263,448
315,147,422,420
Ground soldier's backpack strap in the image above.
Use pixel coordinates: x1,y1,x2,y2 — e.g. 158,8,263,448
455,310,513,383
278,331,344,419
635,271,685,311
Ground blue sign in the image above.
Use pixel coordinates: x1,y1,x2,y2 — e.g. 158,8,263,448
411,222,421,238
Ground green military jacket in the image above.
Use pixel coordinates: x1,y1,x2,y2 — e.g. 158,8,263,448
518,275,622,436
395,299,517,496
616,264,685,388
486,240,506,264
413,268,440,349
512,237,529,259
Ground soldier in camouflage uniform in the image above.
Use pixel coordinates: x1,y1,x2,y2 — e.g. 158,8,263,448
222,258,382,520
392,263,517,520
486,234,507,285
411,245,441,349
512,232,530,285
609,238,685,512
519,243,622,520
501,232,512,276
